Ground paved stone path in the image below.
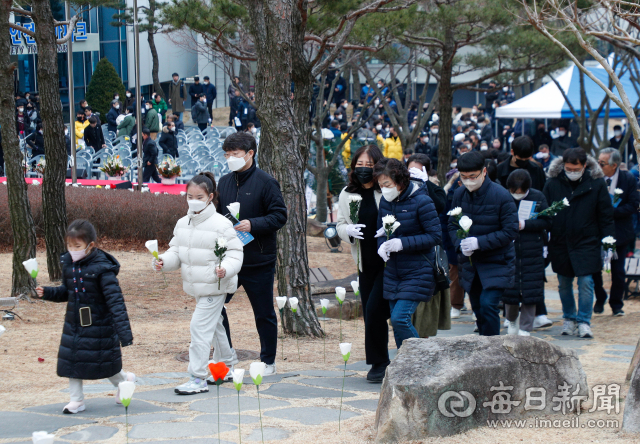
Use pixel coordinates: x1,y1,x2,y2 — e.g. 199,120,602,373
2,285,634,442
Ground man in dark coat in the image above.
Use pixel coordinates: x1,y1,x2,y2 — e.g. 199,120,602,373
543,148,615,338
142,128,161,183
532,122,552,150
593,148,640,316
497,135,547,191
27,123,45,157
158,122,179,158
502,169,552,334
550,124,576,156
106,100,120,134
202,76,217,117
83,117,106,152
448,151,518,336
188,76,204,108
484,81,500,110
217,132,287,375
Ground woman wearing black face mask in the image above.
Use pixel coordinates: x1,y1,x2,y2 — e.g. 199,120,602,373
336,145,390,383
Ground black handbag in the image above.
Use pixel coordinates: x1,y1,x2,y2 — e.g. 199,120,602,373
422,246,450,291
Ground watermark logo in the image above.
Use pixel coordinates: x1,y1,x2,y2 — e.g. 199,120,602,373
438,390,476,418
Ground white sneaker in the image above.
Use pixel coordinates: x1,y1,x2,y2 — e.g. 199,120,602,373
507,316,519,335
504,319,510,328
63,401,85,414
175,376,209,395
472,312,477,321
450,308,461,319
533,315,553,329
578,323,593,339
263,363,276,377
561,320,577,336
518,330,531,336
116,372,136,404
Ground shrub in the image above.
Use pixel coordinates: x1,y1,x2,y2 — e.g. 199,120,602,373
86,58,126,118
0,186,187,252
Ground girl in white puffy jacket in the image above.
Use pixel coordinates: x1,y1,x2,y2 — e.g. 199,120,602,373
154,172,243,395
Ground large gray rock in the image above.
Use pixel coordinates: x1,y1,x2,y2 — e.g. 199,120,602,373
375,335,588,441
622,362,640,433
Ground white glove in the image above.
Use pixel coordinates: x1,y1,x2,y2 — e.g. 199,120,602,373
346,224,366,240
460,237,479,253
543,246,548,258
519,220,525,231
383,238,403,253
378,243,390,262
409,166,429,182
604,249,614,271
375,227,386,238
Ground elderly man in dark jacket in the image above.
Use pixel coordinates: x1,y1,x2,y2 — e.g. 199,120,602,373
374,158,442,348
593,148,640,316
142,128,161,183
543,148,615,339
502,169,552,335
449,151,518,336
217,132,287,376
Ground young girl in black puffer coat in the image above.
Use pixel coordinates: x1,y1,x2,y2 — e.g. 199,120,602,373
36,219,134,414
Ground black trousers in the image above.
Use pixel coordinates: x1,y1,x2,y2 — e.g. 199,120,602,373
221,264,278,365
359,265,390,366
594,243,629,312
198,123,208,131
143,164,161,183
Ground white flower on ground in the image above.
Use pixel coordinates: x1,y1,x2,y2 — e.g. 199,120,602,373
232,368,245,391
350,280,359,295
289,297,299,311
32,180,40,186
118,381,135,407
250,362,266,385
459,215,473,231
562,197,570,206
447,207,462,216
339,342,352,356
614,188,623,195
335,287,346,303
320,299,329,310
275,296,287,310
349,195,362,203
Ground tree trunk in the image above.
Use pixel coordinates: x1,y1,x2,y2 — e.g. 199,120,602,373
247,0,321,337
32,0,67,281
437,32,456,186
146,1,163,95
0,0,37,295
350,60,361,104
239,63,251,92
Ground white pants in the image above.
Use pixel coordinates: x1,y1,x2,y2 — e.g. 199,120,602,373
188,295,238,379
69,370,127,402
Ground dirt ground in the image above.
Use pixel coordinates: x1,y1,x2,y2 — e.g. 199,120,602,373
1,237,639,443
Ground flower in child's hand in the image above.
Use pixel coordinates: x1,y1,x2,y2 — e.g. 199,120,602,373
216,267,226,278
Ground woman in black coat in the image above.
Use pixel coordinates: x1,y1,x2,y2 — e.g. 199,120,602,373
36,219,134,414
502,170,551,335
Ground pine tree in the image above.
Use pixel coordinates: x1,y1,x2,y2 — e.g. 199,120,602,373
86,58,126,117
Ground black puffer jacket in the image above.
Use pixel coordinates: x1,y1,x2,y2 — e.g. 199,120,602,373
217,162,288,268
158,126,179,158
543,156,615,277
502,189,551,305
43,249,133,380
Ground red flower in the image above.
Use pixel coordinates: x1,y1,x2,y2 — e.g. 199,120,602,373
208,362,229,383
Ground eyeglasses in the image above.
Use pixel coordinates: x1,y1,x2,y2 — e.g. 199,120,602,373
460,171,483,180
223,152,247,159
598,161,608,167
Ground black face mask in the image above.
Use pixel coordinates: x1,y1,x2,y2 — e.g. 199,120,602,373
515,158,529,168
354,167,374,185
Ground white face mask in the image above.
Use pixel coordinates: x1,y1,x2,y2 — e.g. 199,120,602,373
558,130,566,137
535,152,549,159
227,153,248,172
204,81,209,85
480,145,488,151
376,124,382,131
202,99,207,103
170,127,175,132
381,186,400,202
115,96,119,101
18,107,24,113
187,199,208,213
450,163,457,169
115,104,120,109
614,130,622,137
565,168,584,181
511,191,528,201
126,92,131,97
65,129,69,136
503,87,509,92
251,128,257,134
432,114,439,121
431,128,438,134
461,171,484,192
69,244,92,262
374,99,380,106
336,115,342,119
39,130,43,134
146,105,151,110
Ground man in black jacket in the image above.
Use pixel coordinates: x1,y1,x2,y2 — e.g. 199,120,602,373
158,122,179,158
142,128,161,183
593,148,640,316
497,136,546,190
448,151,518,336
106,100,120,135
188,76,204,108
202,76,217,117
550,124,576,156
217,132,287,375
543,148,615,338
83,117,106,152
